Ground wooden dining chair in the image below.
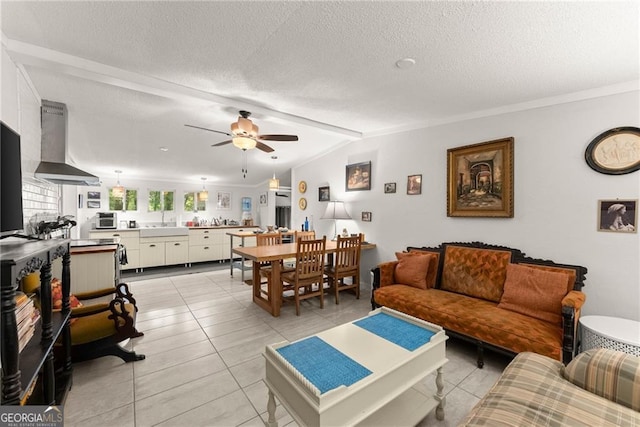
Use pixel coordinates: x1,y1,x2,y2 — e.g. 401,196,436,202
325,233,362,304
284,231,316,268
281,236,327,316
256,232,283,293
294,230,316,242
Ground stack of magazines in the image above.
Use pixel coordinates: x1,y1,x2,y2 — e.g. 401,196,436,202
15,291,40,352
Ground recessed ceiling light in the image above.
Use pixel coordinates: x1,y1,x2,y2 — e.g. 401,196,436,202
395,58,416,69
160,147,169,152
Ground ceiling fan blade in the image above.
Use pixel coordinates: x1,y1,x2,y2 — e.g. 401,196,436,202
185,124,231,136
212,140,233,147
258,134,298,142
256,141,275,153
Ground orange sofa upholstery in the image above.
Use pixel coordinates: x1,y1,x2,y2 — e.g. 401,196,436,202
372,242,587,367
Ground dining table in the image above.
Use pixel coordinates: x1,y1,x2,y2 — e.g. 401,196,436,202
232,240,376,317
226,229,295,283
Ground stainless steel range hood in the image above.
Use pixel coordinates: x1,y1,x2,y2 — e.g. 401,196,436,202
35,100,100,186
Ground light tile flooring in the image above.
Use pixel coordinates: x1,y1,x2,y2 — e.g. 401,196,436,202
64,266,512,427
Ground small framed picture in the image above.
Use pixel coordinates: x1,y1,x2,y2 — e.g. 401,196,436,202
598,199,637,233
407,174,422,195
87,191,101,200
361,211,372,222
217,192,231,210
87,200,101,209
242,197,251,211
259,192,268,206
384,182,396,194
319,186,330,202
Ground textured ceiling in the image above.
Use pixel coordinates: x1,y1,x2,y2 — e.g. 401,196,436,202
1,1,638,186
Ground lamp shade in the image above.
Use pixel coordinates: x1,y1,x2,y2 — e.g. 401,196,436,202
268,177,280,191
112,185,125,198
321,201,351,220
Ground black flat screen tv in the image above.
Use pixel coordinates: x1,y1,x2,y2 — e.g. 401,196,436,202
1,121,25,236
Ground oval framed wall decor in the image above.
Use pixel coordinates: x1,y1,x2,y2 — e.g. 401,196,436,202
585,127,640,175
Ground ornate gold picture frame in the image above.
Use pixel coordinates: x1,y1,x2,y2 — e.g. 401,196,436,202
447,137,514,218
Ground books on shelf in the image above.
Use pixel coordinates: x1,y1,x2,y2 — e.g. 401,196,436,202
15,292,38,353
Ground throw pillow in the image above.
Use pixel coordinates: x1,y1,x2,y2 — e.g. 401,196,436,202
497,264,567,324
51,278,82,323
394,252,435,289
563,348,640,411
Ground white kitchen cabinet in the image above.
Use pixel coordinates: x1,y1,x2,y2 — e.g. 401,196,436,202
164,236,189,266
90,230,140,270
139,237,166,268
188,244,223,263
188,228,225,263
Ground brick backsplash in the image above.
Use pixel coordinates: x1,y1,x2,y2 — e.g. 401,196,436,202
22,177,60,234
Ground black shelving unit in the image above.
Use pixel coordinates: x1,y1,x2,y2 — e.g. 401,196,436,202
1,239,73,405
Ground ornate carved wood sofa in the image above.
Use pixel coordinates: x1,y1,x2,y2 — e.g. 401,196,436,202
372,242,587,367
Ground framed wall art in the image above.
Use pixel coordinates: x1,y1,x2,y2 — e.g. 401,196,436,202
346,161,371,191
447,137,514,217
361,211,372,222
384,182,396,194
87,191,101,200
407,174,422,195
597,199,637,233
319,186,330,202
241,197,251,211
585,127,640,175
217,192,231,210
87,200,100,209
259,192,268,206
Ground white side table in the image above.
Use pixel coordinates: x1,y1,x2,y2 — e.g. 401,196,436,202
580,315,640,356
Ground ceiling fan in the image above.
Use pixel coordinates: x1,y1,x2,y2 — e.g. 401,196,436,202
185,110,298,153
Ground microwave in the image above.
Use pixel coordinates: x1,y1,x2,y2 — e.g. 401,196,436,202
96,212,117,229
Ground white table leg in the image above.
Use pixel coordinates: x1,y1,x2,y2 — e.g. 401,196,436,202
435,366,446,420
266,389,278,427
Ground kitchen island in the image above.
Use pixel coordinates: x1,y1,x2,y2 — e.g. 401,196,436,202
53,238,120,293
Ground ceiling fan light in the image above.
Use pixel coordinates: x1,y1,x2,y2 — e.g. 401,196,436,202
231,122,240,134
232,136,257,150
250,124,259,138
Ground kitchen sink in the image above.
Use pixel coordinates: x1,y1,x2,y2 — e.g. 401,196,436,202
139,226,189,237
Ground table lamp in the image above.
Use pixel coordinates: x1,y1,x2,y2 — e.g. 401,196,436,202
321,201,351,240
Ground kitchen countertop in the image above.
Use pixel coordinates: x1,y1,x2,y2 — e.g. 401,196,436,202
91,225,259,231
71,238,120,254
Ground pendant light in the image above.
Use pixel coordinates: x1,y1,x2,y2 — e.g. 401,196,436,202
268,156,279,191
112,170,125,198
200,177,208,201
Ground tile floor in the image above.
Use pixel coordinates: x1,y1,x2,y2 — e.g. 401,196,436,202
64,266,512,427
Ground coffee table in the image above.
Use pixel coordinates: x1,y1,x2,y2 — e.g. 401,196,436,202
263,307,448,426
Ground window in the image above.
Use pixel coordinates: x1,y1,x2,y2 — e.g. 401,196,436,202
184,192,207,212
109,188,137,211
149,190,174,212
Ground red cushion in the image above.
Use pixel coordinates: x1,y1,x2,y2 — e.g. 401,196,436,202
51,278,82,324
498,264,568,325
394,252,435,290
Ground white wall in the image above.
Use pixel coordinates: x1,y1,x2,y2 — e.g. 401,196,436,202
293,91,640,321
2,45,61,234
